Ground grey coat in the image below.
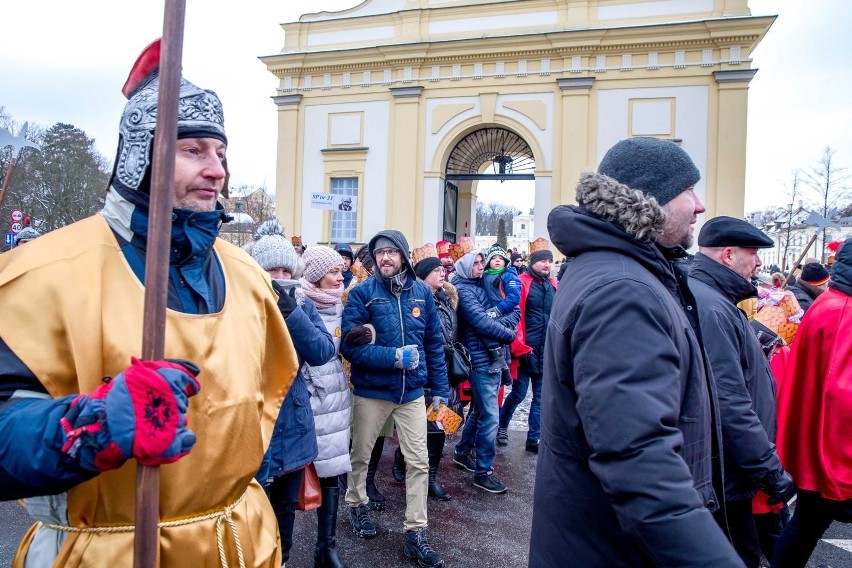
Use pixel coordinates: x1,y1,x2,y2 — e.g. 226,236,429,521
304,302,352,479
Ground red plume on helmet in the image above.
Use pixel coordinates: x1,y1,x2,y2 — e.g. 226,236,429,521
122,39,161,99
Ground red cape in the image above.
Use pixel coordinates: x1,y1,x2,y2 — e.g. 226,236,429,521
775,288,852,500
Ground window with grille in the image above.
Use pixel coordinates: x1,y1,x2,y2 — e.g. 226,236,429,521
331,177,358,243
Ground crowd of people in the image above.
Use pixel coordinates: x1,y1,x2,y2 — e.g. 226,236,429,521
1,39,850,568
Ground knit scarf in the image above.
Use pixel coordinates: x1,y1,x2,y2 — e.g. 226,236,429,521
299,277,344,310
485,266,507,276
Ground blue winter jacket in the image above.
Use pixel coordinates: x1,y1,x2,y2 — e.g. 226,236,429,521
258,297,331,482
340,230,449,404
482,265,521,315
453,251,521,372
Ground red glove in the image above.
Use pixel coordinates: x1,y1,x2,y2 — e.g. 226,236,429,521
61,357,201,472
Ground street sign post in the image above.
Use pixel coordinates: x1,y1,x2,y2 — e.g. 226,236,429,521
10,222,22,234
4,233,14,246
10,209,23,222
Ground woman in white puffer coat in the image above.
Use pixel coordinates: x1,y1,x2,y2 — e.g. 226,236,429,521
299,246,352,568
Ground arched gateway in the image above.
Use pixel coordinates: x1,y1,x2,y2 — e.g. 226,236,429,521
262,0,773,249
443,127,535,242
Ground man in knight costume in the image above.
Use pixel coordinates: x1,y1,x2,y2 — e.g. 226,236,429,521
0,39,298,566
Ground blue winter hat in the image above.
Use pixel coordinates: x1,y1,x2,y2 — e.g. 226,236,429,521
597,137,700,206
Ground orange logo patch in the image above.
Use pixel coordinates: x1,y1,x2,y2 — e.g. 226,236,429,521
334,327,342,337
412,307,421,318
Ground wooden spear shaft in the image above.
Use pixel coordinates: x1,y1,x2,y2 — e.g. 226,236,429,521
134,1,186,566
0,157,17,211
780,232,817,290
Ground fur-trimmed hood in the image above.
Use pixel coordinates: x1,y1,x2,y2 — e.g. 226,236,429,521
548,171,683,286
438,281,458,310
574,171,666,243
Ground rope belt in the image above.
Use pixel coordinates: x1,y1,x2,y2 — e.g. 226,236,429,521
42,489,248,568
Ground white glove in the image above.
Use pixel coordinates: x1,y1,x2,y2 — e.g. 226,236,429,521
394,345,420,370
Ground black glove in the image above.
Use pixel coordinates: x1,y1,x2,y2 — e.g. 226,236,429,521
271,280,298,320
758,469,796,505
345,326,373,346
500,368,513,386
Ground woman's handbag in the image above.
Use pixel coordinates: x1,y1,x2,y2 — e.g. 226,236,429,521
297,463,322,511
448,342,472,386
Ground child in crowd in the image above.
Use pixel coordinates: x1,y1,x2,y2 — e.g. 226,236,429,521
482,244,521,377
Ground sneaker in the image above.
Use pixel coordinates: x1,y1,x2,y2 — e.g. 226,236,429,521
473,472,508,494
496,427,509,447
349,504,377,539
525,439,539,454
403,528,444,568
453,451,475,472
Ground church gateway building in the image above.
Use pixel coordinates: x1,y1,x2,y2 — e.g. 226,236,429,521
261,0,773,247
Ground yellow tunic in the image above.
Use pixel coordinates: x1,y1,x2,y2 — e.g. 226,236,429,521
0,214,298,567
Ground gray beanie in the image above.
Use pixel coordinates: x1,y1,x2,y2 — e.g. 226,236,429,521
251,219,298,273
597,137,700,205
372,236,399,252
13,226,41,246
301,246,344,284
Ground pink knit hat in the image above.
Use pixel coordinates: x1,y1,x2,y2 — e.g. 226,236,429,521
301,246,344,283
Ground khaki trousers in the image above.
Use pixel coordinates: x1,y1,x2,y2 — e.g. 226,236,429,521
345,395,429,531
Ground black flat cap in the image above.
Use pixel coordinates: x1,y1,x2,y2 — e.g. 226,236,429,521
698,216,774,248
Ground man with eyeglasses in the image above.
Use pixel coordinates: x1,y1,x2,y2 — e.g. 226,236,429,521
340,230,450,568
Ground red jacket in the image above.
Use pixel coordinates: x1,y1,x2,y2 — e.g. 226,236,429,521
509,271,557,378
775,288,852,500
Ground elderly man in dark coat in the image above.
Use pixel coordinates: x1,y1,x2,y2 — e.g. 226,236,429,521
530,138,743,567
689,216,795,566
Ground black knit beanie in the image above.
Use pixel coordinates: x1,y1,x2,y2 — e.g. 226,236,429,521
414,257,442,280
529,249,553,265
597,137,700,205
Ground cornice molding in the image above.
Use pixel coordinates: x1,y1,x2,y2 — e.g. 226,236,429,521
557,77,595,90
268,36,762,76
714,69,758,83
390,86,425,98
271,94,303,106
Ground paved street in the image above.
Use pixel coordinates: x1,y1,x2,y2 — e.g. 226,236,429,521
2,386,851,567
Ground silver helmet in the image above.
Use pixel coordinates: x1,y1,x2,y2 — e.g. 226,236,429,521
115,39,226,190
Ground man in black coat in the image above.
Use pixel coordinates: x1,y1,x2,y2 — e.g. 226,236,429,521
688,216,795,566
531,138,743,567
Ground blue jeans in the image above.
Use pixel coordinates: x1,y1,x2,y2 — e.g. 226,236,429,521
456,369,500,476
498,368,542,442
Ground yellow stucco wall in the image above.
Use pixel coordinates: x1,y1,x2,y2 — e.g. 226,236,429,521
262,0,774,246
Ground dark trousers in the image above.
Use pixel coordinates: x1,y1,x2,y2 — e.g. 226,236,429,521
267,467,305,563
714,498,762,568
771,490,852,568
755,509,786,561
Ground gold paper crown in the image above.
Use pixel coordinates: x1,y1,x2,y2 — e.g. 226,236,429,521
412,243,438,265
529,237,550,253
351,260,370,282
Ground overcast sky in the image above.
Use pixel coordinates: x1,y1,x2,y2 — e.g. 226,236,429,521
1,1,849,214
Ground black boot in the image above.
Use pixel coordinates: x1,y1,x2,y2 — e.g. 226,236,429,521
486,347,505,374
403,528,444,568
392,446,406,482
366,438,385,511
427,434,451,501
315,480,347,568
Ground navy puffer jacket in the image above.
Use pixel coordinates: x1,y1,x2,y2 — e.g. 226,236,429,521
453,251,520,372
259,297,331,480
340,230,449,404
